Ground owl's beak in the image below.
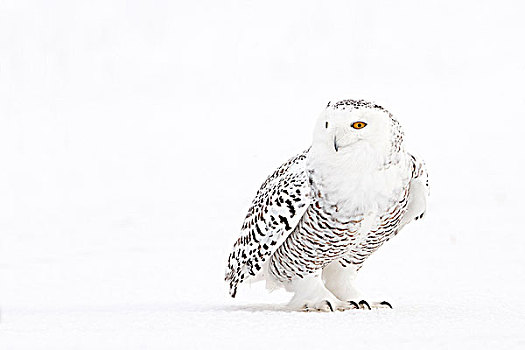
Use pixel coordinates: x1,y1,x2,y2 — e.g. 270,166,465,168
334,136,339,152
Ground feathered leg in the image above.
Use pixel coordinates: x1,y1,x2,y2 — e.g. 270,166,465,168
322,261,392,309
322,261,362,300
284,272,357,312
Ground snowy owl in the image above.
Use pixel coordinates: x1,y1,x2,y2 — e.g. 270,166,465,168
225,99,429,311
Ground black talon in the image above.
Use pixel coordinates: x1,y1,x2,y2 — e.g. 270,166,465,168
380,301,393,309
358,300,371,310
348,301,359,309
324,300,334,312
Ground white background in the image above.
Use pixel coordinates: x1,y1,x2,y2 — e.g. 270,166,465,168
1,0,524,349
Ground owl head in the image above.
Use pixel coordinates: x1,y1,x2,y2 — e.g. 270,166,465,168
312,100,403,162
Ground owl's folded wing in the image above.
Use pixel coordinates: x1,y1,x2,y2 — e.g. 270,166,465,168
225,150,312,297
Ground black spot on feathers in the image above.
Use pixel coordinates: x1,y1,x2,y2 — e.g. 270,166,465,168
278,215,291,230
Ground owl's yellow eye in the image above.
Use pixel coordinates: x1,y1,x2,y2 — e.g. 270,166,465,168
351,121,367,129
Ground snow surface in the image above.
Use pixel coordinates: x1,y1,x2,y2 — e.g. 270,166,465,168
1,0,525,349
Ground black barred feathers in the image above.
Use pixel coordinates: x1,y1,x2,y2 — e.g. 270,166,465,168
225,151,311,297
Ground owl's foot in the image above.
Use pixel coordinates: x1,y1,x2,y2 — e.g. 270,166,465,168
300,299,360,312
350,300,393,310
296,299,391,312
285,273,359,312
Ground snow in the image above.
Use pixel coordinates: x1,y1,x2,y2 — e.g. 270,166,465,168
1,0,525,348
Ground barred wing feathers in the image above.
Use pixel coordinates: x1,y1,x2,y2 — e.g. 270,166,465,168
225,150,311,297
